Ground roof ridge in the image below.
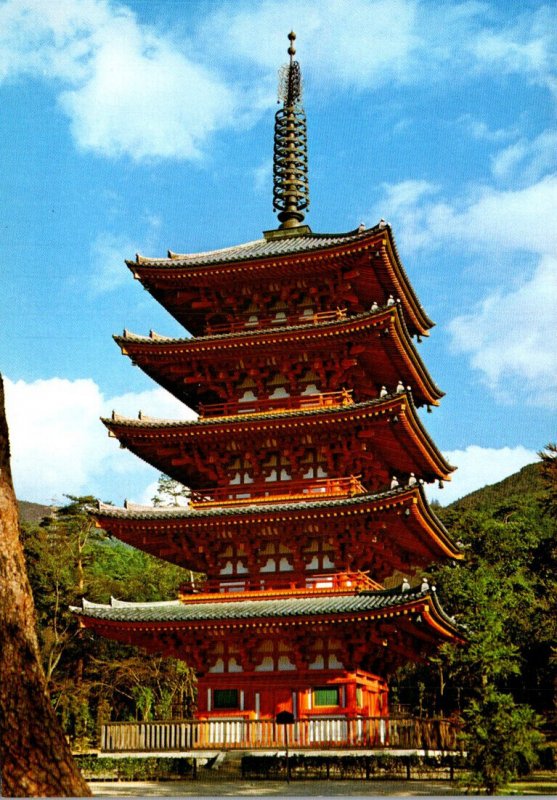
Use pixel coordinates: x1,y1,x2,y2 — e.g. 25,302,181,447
131,224,384,267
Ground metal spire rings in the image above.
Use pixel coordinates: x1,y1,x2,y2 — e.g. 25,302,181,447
273,32,309,229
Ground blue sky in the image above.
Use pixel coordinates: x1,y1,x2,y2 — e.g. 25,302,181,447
1,0,555,507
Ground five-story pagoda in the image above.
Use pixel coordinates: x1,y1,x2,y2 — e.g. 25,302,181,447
75,33,461,734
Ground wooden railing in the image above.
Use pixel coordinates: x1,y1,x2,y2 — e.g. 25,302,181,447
199,389,353,419
189,476,366,508
205,308,347,335
100,716,462,753
190,570,383,596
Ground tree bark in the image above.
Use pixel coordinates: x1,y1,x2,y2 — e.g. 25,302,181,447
0,375,91,797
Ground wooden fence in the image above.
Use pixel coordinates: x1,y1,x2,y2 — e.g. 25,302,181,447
100,716,461,753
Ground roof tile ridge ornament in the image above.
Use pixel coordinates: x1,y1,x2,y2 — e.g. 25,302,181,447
271,32,310,234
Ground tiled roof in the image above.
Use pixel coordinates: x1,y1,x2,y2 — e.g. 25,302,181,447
107,393,400,429
106,395,394,428
93,485,461,562
73,586,457,630
103,393,455,478
95,485,421,520
132,226,382,269
117,307,389,345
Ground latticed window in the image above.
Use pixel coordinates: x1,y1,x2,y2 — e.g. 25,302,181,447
213,688,239,709
263,452,291,482
301,448,327,479
228,455,254,486
313,686,339,707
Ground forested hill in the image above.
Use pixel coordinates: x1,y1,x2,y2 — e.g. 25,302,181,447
18,500,56,525
444,461,543,514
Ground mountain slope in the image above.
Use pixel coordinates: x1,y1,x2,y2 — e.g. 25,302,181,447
18,500,56,525
446,461,543,513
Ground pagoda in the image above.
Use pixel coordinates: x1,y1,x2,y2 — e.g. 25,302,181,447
75,33,461,735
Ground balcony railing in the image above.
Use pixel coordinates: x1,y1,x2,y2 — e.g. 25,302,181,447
189,476,366,508
205,308,348,335
100,716,462,754
186,570,384,597
199,390,353,419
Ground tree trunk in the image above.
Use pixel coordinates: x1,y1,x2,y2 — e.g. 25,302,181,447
0,376,91,797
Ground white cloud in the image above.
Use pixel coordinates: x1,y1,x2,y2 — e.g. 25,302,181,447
449,255,557,408
202,0,557,99
380,175,557,259
376,174,557,405
59,31,235,160
90,214,162,294
1,0,556,161
469,5,557,99
89,231,138,294
458,115,520,144
4,376,195,505
109,387,195,422
491,130,557,183
0,0,237,161
427,445,539,505
201,0,420,90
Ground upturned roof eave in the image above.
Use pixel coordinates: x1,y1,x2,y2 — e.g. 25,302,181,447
102,392,455,480
125,223,433,337
92,484,462,561
126,225,384,270
382,226,435,333
114,306,444,405
72,588,462,643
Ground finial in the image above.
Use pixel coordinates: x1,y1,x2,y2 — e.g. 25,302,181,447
273,32,309,229
288,30,296,57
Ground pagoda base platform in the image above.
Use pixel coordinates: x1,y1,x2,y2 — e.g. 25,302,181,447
196,669,388,722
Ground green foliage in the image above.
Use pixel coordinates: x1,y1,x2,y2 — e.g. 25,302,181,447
20,495,105,683
75,755,195,781
152,473,190,507
394,451,556,791
539,443,557,520
460,689,543,794
21,494,197,747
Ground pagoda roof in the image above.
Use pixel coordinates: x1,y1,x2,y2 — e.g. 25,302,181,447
104,392,435,437
73,585,460,643
115,305,443,410
93,485,462,565
134,225,384,268
128,223,434,338
102,392,454,487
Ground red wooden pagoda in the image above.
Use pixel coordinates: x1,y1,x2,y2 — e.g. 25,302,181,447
75,33,461,735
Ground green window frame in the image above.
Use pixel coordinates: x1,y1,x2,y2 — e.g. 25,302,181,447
213,688,239,709
313,686,339,707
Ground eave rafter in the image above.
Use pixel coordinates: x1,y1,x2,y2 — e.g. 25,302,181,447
127,225,433,338
92,485,461,577
114,305,443,410
103,393,453,491
75,589,462,675
102,394,454,491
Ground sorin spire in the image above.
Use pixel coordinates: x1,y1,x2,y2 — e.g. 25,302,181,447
272,32,310,229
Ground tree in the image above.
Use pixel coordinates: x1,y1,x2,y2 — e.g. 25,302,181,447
392,464,555,791
0,375,91,796
539,443,557,520
152,473,190,507
22,497,198,744
21,495,103,686
461,689,542,794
